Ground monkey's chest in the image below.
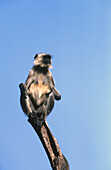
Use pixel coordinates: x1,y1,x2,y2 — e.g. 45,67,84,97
29,80,50,98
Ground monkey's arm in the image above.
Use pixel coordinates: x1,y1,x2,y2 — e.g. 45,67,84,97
19,83,47,115
52,87,61,100
25,69,35,89
49,72,61,101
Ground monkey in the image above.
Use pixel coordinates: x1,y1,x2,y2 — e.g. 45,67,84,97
19,53,61,126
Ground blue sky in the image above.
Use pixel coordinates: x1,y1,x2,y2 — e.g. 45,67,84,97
0,0,111,169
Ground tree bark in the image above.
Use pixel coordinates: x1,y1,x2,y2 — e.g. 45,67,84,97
28,117,70,170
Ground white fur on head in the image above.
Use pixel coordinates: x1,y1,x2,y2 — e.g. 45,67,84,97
33,53,52,69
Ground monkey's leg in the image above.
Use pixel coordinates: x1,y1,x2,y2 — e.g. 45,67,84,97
52,87,61,100
45,92,55,116
29,93,47,109
19,83,46,111
19,83,37,117
19,83,32,116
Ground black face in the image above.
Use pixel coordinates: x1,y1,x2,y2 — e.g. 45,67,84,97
43,55,51,64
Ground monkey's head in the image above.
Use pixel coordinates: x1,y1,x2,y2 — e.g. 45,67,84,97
33,53,52,69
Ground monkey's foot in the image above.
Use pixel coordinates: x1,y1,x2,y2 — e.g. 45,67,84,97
36,112,46,126
29,112,37,118
29,112,46,127
36,120,44,126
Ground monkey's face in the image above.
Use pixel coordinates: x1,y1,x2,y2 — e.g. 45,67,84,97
33,53,52,69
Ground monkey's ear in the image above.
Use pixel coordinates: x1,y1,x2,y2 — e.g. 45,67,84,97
34,54,38,59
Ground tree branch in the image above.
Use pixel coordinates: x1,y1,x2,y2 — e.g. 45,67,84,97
28,117,70,170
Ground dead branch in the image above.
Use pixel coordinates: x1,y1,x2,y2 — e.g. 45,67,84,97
28,116,70,170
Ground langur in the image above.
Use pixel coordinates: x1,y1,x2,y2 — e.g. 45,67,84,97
19,53,61,125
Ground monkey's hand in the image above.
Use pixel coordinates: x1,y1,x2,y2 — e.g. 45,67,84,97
19,83,28,99
52,87,61,100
